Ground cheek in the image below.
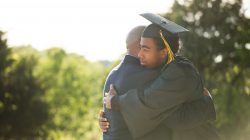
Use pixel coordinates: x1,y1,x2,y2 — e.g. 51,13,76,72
146,52,157,63
151,52,162,63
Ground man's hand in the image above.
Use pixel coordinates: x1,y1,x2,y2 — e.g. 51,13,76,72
203,88,212,98
99,110,110,132
104,84,117,109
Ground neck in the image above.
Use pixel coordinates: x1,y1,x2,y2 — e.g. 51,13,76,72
127,53,138,58
160,56,174,72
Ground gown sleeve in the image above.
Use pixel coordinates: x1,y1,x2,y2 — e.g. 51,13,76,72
111,62,202,138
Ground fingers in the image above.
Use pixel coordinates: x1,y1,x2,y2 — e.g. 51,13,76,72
103,96,107,105
99,114,109,132
103,84,117,109
203,87,212,98
100,121,109,132
99,110,104,117
106,98,112,109
110,84,114,90
203,88,209,96
109,84,117,96
103,96,111,109
103,94,111,109
99,110,108,132
99,116,107,122
104,92,109,97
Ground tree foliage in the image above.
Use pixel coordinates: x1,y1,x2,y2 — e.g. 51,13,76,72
0,32,109,139
0,33,48,139
35,48,107,139
165,0,250,139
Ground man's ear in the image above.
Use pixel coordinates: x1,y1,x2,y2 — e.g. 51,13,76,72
160,48,168,58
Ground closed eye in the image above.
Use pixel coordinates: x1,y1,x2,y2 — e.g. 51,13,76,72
140,45,150,51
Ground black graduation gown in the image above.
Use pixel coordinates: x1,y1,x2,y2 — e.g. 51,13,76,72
111,56,220,140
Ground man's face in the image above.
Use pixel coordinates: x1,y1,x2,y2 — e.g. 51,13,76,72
138,37,167,68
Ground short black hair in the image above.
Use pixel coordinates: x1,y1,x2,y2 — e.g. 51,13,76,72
153,35,179,54
142,24,180,54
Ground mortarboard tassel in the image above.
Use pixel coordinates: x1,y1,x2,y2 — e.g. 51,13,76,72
159,30,175,64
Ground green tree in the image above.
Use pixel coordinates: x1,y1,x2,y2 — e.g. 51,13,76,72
0,35,49,139
0,31,13,138
165,0,250,139
35,48,107,139
0,31,13,100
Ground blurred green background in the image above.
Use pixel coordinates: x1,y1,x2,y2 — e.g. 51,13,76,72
1,0,250,139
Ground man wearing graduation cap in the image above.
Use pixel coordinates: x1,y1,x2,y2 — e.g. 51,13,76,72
104,13,220,140
100,24,215,140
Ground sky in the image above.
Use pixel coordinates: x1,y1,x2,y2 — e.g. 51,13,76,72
0,0,249,61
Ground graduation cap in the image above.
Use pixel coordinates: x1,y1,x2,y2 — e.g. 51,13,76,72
140,13,189,64
140,13,189,34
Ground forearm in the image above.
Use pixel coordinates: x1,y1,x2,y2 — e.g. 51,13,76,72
110,88,177,138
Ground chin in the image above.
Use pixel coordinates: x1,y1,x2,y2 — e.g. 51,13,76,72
141,63,151,68
140,62,146,66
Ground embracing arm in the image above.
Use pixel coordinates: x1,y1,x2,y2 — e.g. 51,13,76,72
109,63,201,138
